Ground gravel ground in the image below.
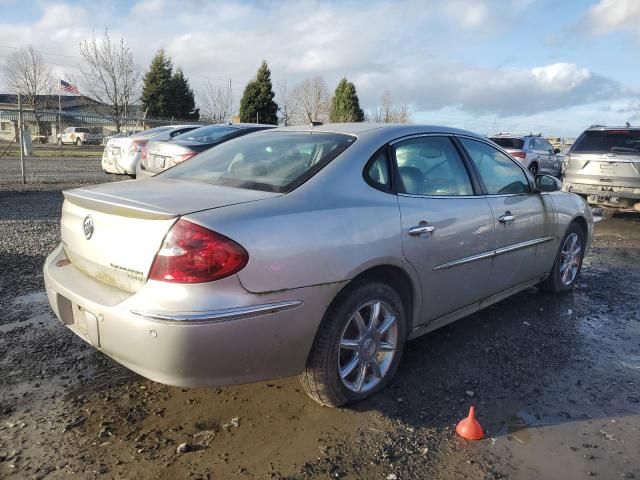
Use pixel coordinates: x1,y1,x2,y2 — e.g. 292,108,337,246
0,163,639,479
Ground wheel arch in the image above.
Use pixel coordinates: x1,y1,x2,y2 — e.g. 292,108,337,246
336,261,422,330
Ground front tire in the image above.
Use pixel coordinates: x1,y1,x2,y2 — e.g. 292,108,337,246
76,138,82,146
300,281,407,407
528,162,539,176
539,222,585,293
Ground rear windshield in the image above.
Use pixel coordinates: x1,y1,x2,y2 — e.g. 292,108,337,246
571,130,640,155
136,126,173,138
173,125,239,143
490,137,524,149
159,131,355,193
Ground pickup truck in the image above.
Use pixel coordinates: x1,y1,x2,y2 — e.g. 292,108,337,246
57,127,102,146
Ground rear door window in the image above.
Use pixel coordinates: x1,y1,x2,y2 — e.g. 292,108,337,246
393,136,473,196
571,130,640,155
461,138,531,195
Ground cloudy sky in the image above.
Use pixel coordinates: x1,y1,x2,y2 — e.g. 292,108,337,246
1,0,639,136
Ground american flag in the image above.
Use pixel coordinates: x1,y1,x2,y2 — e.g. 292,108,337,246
60,79,79,94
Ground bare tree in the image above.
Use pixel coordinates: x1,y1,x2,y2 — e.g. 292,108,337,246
199,80,232,123
291,76,329,125
276,80,295,126
4,46,55,112
78,31,141,131
368,91,410,123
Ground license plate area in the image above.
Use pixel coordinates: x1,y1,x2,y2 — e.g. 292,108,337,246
57,294,101,347
153,155,167,169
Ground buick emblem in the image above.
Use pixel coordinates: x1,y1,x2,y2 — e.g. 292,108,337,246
83,215,94,240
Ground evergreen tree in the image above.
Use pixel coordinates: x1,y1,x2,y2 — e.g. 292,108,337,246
329,78,364,123
169,68,199,120
239,61,278,124
141,49,173,117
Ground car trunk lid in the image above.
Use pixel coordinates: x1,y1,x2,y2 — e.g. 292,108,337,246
143,140,194,173
61,179,280,292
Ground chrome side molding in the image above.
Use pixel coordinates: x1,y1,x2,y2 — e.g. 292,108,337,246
433,236,555,271
131,300,303,324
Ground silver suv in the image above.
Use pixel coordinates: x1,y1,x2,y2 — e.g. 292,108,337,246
563,125,640,211
489,133,561,177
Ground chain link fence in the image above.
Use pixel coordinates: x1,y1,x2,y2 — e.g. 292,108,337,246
0,108,207,185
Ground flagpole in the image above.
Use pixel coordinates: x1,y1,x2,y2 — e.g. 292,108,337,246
58,79,61,145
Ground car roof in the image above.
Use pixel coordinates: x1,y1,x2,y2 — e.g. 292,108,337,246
586,125,640,131
272,123,485,140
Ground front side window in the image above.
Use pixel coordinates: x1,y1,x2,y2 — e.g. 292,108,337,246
393,136,473,196
460,138,531,195
160,131,355,193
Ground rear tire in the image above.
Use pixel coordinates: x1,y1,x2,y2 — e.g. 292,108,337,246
539,222,585,293
299,281,407,407
57,138,62,146
76,138,82,146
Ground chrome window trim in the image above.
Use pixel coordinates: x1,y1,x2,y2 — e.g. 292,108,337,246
131,300,303,324
389,132,457,145
433,236,554,271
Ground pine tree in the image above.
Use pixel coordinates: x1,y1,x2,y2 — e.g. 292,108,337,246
329,78,364,123
141,49,173,117
169,68,199,120
239,61,278,124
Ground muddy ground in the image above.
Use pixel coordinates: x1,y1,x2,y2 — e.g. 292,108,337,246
0,160,639,479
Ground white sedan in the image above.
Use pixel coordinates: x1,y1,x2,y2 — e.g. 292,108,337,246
102,125,201,175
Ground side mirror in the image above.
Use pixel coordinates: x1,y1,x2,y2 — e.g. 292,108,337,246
553,148,561,154
535,174,561,192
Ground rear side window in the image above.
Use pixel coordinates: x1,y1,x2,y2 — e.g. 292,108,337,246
572,130,640,155
393,136,473,196
490,137,524,149
364,149,390,191
461,138,531,195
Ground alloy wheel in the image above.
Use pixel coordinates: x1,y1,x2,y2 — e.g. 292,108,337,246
337,300,398,394
559,233,582,285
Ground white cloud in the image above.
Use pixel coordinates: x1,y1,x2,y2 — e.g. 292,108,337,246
582,0,640,36
0,0,637,135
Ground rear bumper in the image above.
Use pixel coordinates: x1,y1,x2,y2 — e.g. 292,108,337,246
563,181,640,208
43,244,340,387
135,162,157,179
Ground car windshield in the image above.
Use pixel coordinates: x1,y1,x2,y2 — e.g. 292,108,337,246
159,131,356,193
571,130,640,154
490,138,525,149
135,126,173,138
173,125,239,143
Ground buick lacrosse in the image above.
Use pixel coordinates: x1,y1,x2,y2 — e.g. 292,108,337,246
44,124,593,406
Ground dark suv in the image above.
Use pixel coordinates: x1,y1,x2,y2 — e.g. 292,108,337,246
562,125,640,211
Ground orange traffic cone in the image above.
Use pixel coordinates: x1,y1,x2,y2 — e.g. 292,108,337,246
456,406,484,440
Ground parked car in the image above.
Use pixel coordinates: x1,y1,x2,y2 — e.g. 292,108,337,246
44,124,593,407
562,125,640,211
102,125,201,175
57,127,102,146
137,123,275,179
102,130,142,146
489,133,561,177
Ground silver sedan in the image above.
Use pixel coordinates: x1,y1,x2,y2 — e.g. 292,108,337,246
44,124,593,407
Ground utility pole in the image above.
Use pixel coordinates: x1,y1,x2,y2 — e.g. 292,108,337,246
18,93,25,185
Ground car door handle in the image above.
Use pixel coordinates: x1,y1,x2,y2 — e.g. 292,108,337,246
409,224,435,236
498,213,515,223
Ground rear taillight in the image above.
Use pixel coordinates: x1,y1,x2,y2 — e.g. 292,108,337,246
511,151,526,159
149,219,248,283
141,145,148,161
172,152,197,164
129,140,147,154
